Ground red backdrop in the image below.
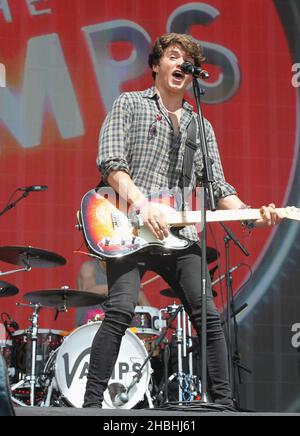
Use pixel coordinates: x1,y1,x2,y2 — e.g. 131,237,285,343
0,0,295,332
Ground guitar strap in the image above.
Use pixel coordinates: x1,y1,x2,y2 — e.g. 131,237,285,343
181,116,198,208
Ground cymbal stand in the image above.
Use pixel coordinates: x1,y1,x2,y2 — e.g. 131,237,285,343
175,305,184,404
182,310,196,395
11,302,41,407
0,265,32,277
0,252,32,277
162,304,197,403
187,316,199,399
159,303,184,403
179,308,200,401
163,304,201,403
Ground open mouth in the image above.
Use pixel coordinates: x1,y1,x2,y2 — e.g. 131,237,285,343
172,70,185,81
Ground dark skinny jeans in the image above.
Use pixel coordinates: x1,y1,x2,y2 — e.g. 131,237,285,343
83,243,232,407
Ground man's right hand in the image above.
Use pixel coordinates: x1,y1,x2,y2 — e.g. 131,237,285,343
139,203,169,241
107,171,169,241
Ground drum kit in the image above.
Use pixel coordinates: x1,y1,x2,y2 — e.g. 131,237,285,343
0,245,221,409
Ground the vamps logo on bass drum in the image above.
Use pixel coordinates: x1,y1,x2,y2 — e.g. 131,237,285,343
62,348,143,389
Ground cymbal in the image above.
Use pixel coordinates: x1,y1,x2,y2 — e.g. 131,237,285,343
205,247,220,264
23,289,106,308
0,281,19,298
160,281,218,299
160,288,177,298
0,246,66,268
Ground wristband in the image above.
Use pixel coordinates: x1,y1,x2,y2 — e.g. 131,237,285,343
239,204,256,232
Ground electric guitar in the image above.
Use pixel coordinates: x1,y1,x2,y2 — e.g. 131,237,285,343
79,189,300,259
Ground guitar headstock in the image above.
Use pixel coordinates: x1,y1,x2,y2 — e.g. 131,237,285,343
282,206,300,221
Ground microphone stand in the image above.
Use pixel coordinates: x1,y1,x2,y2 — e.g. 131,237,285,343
192,76,216,404
0,190,29,218
221,223,251,406
0,191,33,277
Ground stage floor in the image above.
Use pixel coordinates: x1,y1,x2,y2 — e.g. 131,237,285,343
13,407,300,417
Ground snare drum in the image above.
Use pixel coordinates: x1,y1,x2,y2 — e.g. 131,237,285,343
53,321,152,409
131,306,164,338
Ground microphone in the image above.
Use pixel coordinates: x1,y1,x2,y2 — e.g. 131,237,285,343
221,223,250,257
3,313,19,331
180,61,209,79
113,391,129,407
18,185,48,192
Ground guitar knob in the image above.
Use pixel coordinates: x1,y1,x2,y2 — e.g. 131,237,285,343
104,238,111,246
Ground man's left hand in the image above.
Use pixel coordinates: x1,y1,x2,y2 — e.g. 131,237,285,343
255,203,282,228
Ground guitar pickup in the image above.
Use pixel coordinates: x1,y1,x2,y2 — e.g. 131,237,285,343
111,212,121,229
131,214,143,230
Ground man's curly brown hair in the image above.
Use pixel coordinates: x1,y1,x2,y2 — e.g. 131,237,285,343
148,33,205,80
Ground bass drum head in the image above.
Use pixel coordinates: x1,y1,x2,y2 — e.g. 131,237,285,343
54,321,151,409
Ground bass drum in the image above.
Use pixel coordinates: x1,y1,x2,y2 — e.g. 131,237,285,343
54,321,152,409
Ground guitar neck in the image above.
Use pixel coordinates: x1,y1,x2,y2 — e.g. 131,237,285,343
167,208,283,227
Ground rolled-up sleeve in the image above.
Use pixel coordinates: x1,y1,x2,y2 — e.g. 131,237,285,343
97,93,133,183
195,119,237,202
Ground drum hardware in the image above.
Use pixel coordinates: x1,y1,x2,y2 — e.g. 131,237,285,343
6,288,109,408
159,288,177,298
0,246,66,269
157,304,202,405
211,264,241,287
0,281,19,298
163,304,185,404
39,348,60,408
10,302,42,407
140,275,160,288
160,264,242,301
114,304,184,408
8,306,67,407
0,265,31,278
0,246,66,278
23,287,107,309
130,306,165,338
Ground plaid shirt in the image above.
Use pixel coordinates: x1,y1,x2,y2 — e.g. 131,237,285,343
97,87,237,241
